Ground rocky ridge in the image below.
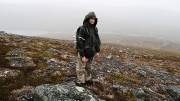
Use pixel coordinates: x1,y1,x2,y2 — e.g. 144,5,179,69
0,33,180,101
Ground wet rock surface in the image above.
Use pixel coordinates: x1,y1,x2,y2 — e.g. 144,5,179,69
33,82,98,101
0,34,180,101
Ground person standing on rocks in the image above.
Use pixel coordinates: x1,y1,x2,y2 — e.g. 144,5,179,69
76,11,101,84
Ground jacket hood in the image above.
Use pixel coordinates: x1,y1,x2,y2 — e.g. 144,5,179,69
83,11,98,27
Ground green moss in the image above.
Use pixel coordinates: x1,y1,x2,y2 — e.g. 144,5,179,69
110,72,141,85
37,63,46,69
42,44,51,49
42,51,53,57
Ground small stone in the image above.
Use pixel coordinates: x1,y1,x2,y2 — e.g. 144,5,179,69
4,70,10,74
107,55,112,59
133,88,146,98
121,88,129,93
158,60,162,62
51,71,62,76
70,62,75,64
113,85,120,90
111,47,114,50
138,70,147,77
160,95,166,99
107,64,110,66
119,50,123,53
143,55,149,58
99,77,104,83
107,70,111,73
134,55,140,58
61,68,66,71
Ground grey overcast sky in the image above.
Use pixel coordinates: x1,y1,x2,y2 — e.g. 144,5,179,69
0,0,180,41
0,0,180,12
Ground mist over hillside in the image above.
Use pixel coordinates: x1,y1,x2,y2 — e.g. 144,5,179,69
0,2,180,41
40,33,180,52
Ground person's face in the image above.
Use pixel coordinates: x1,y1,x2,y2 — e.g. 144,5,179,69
89,18,95,25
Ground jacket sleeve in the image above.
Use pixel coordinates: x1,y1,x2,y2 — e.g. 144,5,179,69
77,27,86,57
95,28,101,53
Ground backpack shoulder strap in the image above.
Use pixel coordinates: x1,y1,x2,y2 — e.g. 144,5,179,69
78,25,90,40
95,27,98,34
79,25,89,34
94,27,98,38
95,27,98,31
76,26,81,33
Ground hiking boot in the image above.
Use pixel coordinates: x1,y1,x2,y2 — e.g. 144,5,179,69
92,78,99,82
76,79,85,85
85,74,92,81
76,82,86,87
85,80,95,86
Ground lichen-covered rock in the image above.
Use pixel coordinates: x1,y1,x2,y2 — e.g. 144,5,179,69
6,57,36,67
138,70,147,77
133,88,147,98
6,48,25,56
166,86,180,101
33,82,98,101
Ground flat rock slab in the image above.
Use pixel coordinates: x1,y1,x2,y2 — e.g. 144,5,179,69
6,57,35,67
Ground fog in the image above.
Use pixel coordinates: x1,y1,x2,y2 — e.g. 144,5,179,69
0,0,180,41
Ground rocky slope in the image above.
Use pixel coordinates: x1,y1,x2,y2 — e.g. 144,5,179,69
0,33,180,101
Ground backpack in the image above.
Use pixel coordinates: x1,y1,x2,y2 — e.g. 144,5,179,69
73,25,98,49
73,26,82,49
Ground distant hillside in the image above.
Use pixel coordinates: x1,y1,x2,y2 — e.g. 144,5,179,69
40,33,72,40
40,33,180,51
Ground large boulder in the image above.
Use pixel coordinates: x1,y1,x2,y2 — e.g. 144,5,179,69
33,82,98,101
